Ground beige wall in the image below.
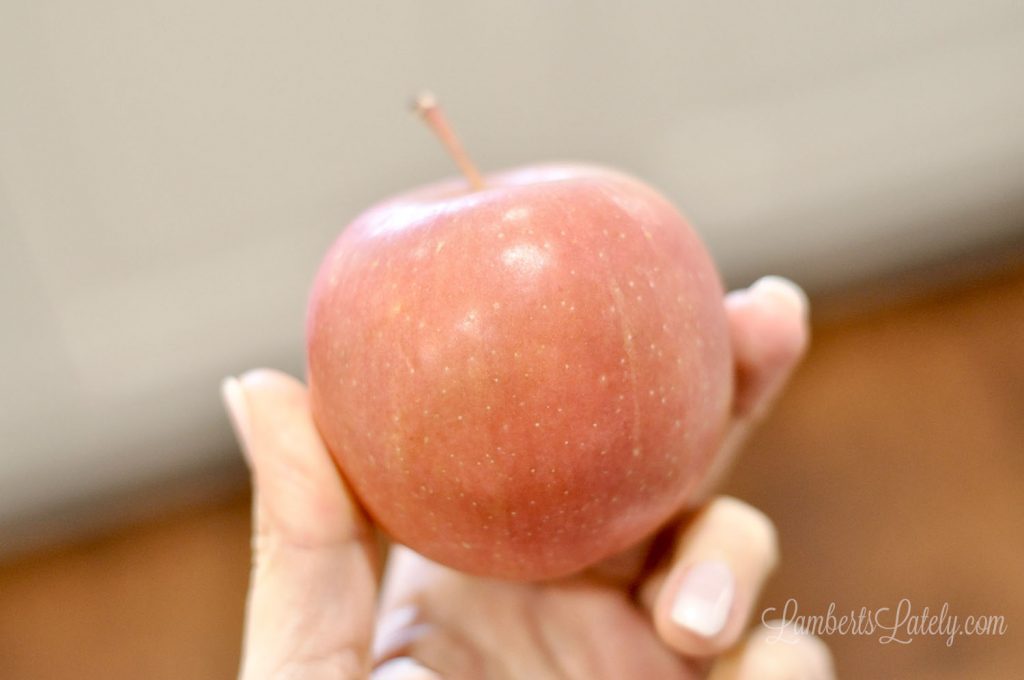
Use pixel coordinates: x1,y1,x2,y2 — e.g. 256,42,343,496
2,1,1023,543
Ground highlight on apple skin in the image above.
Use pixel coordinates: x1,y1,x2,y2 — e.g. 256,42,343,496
306,162,732,580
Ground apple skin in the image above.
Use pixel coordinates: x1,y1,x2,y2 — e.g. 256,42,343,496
307,164,732,580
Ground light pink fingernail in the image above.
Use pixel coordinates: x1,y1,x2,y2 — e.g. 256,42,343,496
752,275,809,319
671,560,735,637
221,376,252,465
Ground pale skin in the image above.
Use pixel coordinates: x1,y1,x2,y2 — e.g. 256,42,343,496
223,276,835,679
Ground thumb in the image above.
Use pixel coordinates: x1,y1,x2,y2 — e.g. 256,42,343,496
223,369,379,680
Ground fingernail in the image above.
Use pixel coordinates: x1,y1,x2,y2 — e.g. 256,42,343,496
752,275,809,320
671,560,735,637
221,376,252,465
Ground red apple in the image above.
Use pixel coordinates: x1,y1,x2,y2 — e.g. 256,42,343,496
306,102,732,580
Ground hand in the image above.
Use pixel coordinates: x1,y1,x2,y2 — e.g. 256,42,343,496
222,276,834,679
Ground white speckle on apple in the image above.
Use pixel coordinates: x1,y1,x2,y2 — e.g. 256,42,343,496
501,243,550,278
457,309,480,336
503,206,531,222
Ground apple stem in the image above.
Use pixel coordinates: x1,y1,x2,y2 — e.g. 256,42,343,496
413,92,485,191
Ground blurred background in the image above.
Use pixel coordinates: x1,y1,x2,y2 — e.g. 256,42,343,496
1,1,1022,677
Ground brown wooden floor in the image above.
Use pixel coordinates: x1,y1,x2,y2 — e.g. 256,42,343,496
1,263,1022,679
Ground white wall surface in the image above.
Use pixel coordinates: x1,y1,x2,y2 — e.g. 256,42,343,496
2,1,1023,546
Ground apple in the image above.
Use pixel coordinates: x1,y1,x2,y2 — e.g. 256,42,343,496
306,97,732,580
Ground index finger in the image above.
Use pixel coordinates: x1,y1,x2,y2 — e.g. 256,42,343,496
223,369,380,680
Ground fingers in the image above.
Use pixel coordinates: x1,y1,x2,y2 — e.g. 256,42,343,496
223,369,379,680
643,497,779,658
372,546,467,668
691,276,810,504
725,275,809,421
708,622,835,680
